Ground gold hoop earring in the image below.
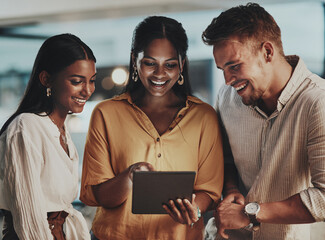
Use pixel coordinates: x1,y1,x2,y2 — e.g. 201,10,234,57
46,88,51,97
178,74,184,86
132,68,138,82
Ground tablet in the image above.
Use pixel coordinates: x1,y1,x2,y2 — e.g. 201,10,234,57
132,171,196,214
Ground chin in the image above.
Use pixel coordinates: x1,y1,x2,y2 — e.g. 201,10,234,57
241,99,251,106
70,107,85,114
241,96,260,106
240,95,252,105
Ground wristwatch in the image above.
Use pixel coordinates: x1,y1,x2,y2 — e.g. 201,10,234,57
244,202,261,231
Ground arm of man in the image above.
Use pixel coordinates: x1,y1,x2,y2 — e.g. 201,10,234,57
259,94,325,224
215,118,315,239
214,101,247,238
215,163,246,239
257,194,315,224
216,193,315,239
216,93,325,239
222,163,245,205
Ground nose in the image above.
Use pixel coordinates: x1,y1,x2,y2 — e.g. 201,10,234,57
154,65,165,78
223,70,236,86
82,82,94,97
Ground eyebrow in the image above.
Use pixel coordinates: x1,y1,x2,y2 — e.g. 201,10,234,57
68,73,97,78
224,61,237,68
143,56,178,61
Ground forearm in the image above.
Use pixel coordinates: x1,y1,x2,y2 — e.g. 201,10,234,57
195,192,213,213
223,163,240,195
258,193,315,224
92,168,132,208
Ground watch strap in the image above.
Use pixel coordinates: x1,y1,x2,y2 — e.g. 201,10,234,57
247,214,260,231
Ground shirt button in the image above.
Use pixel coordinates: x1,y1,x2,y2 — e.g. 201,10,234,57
156,138,160,142
158,153,161,158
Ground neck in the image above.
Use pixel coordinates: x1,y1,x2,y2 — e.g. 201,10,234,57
49,111,67,129
133,89,184,109
260,57,293,114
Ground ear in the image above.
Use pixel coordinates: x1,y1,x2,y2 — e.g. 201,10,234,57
131,52,136,67
178,54,186,73
39,70,51,87
262,42,274,62
181,59,185,72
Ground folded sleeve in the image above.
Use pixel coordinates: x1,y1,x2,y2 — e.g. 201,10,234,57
80,104,115,206
195,105,224,202
3,131,52,240
300,96,325,221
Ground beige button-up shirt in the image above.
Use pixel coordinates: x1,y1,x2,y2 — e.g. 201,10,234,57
216,56,325,240
0,113,90,240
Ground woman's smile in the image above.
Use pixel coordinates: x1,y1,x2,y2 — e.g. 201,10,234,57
138,38,181,98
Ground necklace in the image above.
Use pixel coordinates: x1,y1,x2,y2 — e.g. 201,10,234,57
49,115,68,146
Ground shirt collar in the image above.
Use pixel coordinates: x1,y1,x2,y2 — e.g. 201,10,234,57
112,92,204,106
276,55,312,111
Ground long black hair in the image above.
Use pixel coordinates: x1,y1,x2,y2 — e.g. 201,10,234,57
125,16,192,98
0,33,96,136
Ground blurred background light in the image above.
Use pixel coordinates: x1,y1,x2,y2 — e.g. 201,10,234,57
111,67,128,85
101,76,115,90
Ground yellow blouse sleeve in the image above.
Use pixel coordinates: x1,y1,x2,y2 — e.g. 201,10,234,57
195,104,224,203
80,104,115,206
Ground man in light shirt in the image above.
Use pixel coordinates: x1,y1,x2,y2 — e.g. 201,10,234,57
202,3,325,240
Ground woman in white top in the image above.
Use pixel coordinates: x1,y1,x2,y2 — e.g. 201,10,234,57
0,33,96,240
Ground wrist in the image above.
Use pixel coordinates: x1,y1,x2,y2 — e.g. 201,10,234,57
244,202,261,231
223,186,240,196
190,206,201,228
197,206,202,220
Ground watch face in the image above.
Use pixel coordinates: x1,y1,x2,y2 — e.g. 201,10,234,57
245,202,260,215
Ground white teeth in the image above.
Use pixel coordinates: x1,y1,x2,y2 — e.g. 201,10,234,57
73,97,86,103
151,80,166,85
235,82,248,91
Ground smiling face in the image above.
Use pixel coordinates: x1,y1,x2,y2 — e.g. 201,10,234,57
137,38,182,98
213,37,271,106
50,59,96,114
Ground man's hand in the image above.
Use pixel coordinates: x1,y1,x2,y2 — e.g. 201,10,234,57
222,191,245,205
214,192,249,239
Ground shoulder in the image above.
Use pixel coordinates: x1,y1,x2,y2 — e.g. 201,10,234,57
216,85,238,104
90,94,132,124
215,85,244,114
308,74,325,93
187,96,219,122
9,113,44,131
95,94,130,111
299,75,325,108
4,113,47,140
188,96,214,111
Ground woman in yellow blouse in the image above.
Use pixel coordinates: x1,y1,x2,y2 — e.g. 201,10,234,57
80,16,224,240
